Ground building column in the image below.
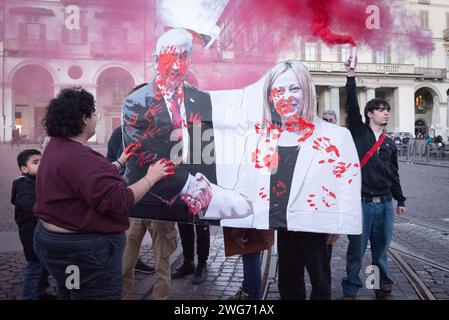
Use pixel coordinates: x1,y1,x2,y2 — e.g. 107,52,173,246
1,84,13,142
394,86,415,133
329,86,341,124
446,92,449,140
366,87,376,102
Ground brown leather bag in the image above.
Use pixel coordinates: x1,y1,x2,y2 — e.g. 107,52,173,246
223,227,274,257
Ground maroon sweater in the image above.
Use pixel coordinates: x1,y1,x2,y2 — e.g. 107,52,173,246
34,137,133,233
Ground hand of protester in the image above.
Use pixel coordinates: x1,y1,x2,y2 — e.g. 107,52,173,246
325,234,340,245
145,158,175,186
117,150,133,167
396,206,406,216
344,56,357,76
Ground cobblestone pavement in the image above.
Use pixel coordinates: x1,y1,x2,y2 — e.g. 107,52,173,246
0,144,448,300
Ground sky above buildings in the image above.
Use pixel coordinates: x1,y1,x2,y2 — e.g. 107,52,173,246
156,0,228,37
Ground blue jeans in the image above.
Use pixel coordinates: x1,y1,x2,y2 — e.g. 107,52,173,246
242,251,262,300
342,201,395,297
34,221,125,300
22,259,50,300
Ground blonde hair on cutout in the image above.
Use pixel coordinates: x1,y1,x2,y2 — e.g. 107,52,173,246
262,60,317,127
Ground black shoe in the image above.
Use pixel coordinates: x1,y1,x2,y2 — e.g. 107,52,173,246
227,288,249,300
135,259,155,274
375,289,392,299
172,261,195,279
191,263,207,285
38,293,57,300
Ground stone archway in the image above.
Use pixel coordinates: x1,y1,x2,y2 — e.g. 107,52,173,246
96,67,135,143
415,118,427,136
11,64,54,143
414,87,437,138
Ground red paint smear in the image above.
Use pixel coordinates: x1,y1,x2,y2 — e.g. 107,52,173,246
318,160,325,164
285,115,315,142
332,161,349,178
143,123,160,139
274,98,293,117
156,46,189,89
263,152,280,171
251,148,265,169
145,104,163,119
313,137,340,158
138,152,157,167
125,143,142,156
272,180,287,197
325,145,340,157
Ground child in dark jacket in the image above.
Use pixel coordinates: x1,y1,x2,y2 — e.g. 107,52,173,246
11,149,53,300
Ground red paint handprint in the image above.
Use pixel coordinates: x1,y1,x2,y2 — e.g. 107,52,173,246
284,115,315,142
263,150,279,171
321,185,336,208
251,148,264,169
307,194,318,211
258,187,270,202
312,137,340,157
145,104,163,118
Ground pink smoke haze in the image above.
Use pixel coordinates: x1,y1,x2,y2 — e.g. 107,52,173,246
3,0,434,95
227,0,433,55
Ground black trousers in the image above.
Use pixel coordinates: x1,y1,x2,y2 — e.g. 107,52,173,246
177,223,210,265
277,230,331,300
18,221,38,262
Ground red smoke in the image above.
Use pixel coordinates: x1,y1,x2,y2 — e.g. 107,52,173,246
309,0,356,46
227,0,432,55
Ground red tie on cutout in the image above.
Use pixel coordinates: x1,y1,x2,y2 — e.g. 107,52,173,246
170,97,182,129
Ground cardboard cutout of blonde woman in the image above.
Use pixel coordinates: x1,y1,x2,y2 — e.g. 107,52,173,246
122,29,362,234
210,61,362,234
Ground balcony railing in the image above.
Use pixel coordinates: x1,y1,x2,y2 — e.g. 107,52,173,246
302,61,416,74
444,29,449,42
415,67,447,79
90,42,143,60
4,38,60,56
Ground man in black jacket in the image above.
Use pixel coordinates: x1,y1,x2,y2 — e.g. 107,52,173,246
341,57,406,300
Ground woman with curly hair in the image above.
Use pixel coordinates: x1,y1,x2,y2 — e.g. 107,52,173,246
33,87,173,300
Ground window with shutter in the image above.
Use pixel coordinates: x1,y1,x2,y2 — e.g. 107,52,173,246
305,42,317,61
420,11,429,29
